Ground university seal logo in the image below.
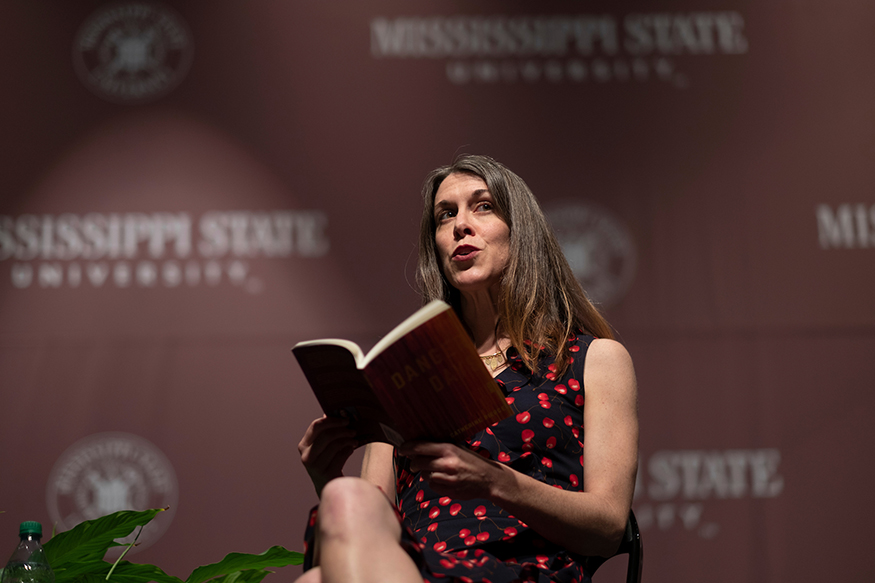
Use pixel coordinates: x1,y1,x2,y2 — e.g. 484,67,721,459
73,2,193,103
546,202,637,307
46,432,179,556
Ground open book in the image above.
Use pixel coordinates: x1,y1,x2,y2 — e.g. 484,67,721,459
292,300,512,446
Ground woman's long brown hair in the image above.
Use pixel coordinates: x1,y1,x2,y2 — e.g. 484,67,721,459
416,155,614,376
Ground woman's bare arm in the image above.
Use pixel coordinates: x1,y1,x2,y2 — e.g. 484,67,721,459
361,442,396,497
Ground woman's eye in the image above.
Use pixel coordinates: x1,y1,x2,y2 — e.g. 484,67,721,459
477,202,493,212
436,209,455,221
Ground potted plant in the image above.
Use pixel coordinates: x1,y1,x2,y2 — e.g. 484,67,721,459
36,508,302,583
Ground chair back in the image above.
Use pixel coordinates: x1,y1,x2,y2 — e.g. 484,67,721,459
583,509,642,583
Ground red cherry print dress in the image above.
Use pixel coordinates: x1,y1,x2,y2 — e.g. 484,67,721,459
306,334,595,583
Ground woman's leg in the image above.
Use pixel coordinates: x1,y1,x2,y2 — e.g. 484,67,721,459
312,477,423,583
294,566,322,583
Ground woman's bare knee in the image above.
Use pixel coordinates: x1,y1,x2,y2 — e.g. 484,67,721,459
318,477,400,542
314,479,421,583
295,566,321,583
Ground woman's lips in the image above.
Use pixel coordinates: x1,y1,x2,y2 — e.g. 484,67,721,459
452,245,479,261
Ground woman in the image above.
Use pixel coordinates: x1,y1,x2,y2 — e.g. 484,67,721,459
297,155,638,583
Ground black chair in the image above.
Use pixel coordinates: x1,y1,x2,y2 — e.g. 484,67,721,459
583,509,643,583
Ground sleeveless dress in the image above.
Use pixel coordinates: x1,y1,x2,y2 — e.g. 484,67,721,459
304,333,595,583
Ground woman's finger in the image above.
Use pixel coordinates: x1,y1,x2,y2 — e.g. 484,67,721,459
399,440,453,458
299,416,354,451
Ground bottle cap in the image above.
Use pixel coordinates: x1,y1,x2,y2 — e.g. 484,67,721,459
19,522,42,537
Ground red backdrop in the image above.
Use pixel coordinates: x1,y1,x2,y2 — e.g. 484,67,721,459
2,2,874,582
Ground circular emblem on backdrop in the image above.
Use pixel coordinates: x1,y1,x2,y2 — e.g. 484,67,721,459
546,202,637,307
72,2,193,103
46,432,178,556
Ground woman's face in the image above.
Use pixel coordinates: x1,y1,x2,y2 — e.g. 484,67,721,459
433,173,510,295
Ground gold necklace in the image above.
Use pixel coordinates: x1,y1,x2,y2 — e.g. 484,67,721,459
479,350,506,371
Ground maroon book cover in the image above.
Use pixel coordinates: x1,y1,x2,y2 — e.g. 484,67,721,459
293,300,512,445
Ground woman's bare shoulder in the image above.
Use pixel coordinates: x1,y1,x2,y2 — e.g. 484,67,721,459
586,338,633,367
584,338,637,395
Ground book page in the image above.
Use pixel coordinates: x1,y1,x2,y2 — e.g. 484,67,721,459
362,300,451,368
292,343,396,444
293,338,366,367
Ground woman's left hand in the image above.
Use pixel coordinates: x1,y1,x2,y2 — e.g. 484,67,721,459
398,441,506,500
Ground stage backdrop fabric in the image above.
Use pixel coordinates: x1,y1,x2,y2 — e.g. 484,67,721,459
2,2,874,582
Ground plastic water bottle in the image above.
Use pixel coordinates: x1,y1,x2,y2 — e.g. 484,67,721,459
0,522,54,583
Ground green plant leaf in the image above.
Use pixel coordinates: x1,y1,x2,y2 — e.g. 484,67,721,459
66,574,110,583
44,509,164,572
50,558,114,582
50,559,183,583
185,547,303,583
101,560,183,583
36,509,302,583
201,570,272,583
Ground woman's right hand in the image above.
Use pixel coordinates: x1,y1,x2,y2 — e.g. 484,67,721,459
298,415,358,497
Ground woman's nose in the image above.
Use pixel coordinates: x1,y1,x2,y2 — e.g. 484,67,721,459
453,211,474,238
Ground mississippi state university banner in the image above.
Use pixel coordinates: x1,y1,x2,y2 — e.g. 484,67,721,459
1,2,874,582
